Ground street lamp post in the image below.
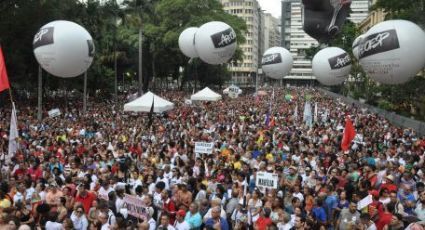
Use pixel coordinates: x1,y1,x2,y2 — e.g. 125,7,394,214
37,65,42,122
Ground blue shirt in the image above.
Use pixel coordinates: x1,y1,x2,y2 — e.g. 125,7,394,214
312,207,327,223
325,195,338,218
184,212,202,229
205,217,229,230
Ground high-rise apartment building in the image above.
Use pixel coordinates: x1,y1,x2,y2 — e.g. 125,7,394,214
281,0,318,81
221,0,263,85
349,0,372,24
263,13,281,51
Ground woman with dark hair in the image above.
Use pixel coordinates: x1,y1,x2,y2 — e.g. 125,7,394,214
14,201,35,227
28,159,43,182
248,189,263,224
57,196,68,222
71,204,89,230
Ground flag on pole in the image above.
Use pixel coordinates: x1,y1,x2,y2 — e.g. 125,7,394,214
0,46,10,92
294,105,298,121
265,89,274,127
147,96,155,128
341,115,356,151
7,102,18,163
303,102,312,127
314,102,318,122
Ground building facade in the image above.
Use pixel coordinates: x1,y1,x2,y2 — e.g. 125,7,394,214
358,0,386,33
221,0,263,85
281,0,318,81
263,13,281,51
348,0,372,24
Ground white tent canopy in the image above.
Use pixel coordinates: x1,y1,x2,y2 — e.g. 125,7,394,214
191,87,222,101
124,91,174,113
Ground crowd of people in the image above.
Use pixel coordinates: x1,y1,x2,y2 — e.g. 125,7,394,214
0,87,424,230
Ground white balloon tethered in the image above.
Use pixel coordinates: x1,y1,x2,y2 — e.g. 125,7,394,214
312,47,351,86
33,20,95,78
261,47,293,79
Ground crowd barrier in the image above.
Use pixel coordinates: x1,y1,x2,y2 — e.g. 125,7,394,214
319,88,425,136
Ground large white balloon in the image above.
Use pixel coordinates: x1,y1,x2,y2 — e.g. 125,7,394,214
33,20,95,78
359,20,425,84
194,21,237,65
352,34,365,60
261,47,293,79
179,27,199,58
312,47,352,86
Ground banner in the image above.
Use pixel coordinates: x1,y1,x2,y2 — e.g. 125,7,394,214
303,102,312,127
48,108,61,118
124,194,148,220
256,172,278,189
357,195,373,210
7,102,18,164
0,46,10,92
194,142,214,154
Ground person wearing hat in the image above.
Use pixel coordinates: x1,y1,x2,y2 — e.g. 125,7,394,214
380,175,398,193
173,209,190,230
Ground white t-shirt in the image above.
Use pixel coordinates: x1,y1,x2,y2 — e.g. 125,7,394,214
45,221,63,230
98,187,113,201
174,220,191,230
101,223,109,230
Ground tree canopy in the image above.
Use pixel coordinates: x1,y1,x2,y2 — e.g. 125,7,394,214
0,0,247,98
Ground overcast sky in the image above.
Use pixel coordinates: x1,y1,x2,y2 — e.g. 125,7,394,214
258,0,282,18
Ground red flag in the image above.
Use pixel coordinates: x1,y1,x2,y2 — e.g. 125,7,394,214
0,46,10,92
341,116,356,151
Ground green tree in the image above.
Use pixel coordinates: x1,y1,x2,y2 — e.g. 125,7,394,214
374,0,425,27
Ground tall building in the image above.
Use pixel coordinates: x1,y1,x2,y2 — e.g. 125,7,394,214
348,0,372,24
263,13,281,51
358,0,386,33
281,0,318,81
221,0,263,85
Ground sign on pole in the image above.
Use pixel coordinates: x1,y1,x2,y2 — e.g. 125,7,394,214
124,194,148,220
194,142,214,154
48,108,61,118
256,172,279,189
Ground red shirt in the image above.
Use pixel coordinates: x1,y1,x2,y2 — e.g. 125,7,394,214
380,183,398,193
14,169,27,179
75,192,96,214
162,199,176,224
255,217,272,230
375,212,392,230
28,167,43,182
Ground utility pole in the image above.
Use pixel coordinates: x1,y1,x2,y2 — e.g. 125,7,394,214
37,65,42,122
138,28,143,96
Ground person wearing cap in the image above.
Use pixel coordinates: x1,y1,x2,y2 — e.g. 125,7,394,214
173,210,190,230
379,175,398,193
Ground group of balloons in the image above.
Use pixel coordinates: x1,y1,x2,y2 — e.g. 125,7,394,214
33,20,95,78
260,19,425,86
179,21,237,65
314,20,425,86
